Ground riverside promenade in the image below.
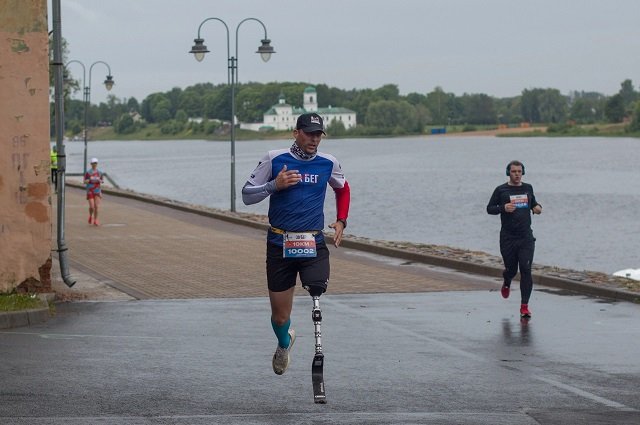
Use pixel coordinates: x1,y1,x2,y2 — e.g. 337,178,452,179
52,186,501,300
1,185,640,424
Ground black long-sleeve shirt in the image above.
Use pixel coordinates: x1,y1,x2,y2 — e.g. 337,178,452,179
487,182,539,237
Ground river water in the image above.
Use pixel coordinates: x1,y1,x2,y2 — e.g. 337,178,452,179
63,136,639,275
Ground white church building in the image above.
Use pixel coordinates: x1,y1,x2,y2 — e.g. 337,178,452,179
240,86,357,132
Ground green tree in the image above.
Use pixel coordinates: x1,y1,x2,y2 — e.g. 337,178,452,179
520,89,542,123
114,113,136,134
494,96,522,124
604,94,625,123
175,109,188,123
316,83,353,110
126,97,140,112
520,88,567,124
235,84,277,122
141,93,172,123
64,99,84,123
325,119,347,137
568,91,605,123
67,119,82,135
538,89,567,123
460,93,496,125
618,79,637,111
49,35,77,136
165,87,183,117
339,85,402,125
203,88,231,120
570,98,597,123
406,92,428,107
425,87,451,125
151,98,171,123
160,118,185,135
447,96,465,125
345,88,375,124
413,104,430,131
179,83,215,118
365,100,419,134
95,94,123,125
49,35,73,94
178,90,199,117
628,101,640,132
373,84,400,101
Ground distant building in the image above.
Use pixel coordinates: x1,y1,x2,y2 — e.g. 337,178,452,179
130,111,144,122
240,86,357,131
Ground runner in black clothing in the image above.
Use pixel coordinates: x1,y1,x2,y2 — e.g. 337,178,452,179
487,160,542,318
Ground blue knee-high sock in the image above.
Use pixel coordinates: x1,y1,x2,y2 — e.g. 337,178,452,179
271,318,291,349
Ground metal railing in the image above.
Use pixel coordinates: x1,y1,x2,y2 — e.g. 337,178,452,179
65,172,120,189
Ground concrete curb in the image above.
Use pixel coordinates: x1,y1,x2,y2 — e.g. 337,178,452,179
0,298,50,330
339,239,640,304
67,182,640,304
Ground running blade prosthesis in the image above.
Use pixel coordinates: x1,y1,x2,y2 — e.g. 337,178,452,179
312,352,325,403
311,295,326,403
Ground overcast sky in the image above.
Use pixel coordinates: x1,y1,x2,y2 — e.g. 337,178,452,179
52,0,640,104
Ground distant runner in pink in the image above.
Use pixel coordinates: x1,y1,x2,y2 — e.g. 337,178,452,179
84,158,104,226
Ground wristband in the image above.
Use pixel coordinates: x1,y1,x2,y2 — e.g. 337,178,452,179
337,219,347,228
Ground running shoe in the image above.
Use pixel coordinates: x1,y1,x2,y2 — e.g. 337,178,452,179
272,329,296,375
88,215,93,224
500,284,510,299
93,219,100,226
520,304,532,318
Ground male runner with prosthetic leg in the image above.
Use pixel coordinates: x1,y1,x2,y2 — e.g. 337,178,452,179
487,160,542,319
242,113,350,395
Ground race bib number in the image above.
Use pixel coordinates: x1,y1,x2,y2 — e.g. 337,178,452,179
510,194,529,209
283,232,317,258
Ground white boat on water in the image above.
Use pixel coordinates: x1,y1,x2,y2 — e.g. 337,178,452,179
613,268,640,281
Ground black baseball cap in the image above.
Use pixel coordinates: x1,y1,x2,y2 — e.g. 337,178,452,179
296,113,325,135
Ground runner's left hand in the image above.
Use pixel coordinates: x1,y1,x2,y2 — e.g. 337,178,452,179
329,221,345,247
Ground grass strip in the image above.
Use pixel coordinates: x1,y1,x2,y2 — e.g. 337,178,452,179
0,293,43,312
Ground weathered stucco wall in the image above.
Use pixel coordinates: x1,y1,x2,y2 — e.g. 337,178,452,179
0,0,52,293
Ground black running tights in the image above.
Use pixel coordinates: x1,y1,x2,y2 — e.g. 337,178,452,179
500,236,535,304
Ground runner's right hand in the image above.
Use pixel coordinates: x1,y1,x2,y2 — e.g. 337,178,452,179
275,165,301,190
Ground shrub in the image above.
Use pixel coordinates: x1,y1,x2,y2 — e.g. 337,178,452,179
114,113,136,134
546,123,571,133
160,120,185,135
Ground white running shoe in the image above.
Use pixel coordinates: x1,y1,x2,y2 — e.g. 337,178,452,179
272,329,296,375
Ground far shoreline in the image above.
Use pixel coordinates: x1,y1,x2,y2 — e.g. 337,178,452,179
72,122,639,143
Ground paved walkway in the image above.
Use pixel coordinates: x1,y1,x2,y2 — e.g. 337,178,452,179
52,186,499,300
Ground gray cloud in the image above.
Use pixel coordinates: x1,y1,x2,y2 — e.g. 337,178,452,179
55,0,640,104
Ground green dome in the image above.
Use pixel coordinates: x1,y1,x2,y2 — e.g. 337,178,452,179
303,86,316,93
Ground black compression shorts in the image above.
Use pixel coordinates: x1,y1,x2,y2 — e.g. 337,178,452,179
266,241,330,293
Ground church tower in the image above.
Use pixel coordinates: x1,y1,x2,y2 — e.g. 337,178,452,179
303,86,318,112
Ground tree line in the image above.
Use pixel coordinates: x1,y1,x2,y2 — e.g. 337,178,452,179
56,79,640,137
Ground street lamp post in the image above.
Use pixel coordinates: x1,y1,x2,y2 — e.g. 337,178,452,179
190,17,275,212
65,60,114,174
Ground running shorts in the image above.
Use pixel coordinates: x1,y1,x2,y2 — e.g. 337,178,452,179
266,241,330,293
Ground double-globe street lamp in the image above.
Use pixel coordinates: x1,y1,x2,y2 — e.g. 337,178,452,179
189,17,275,212
64,60,114,174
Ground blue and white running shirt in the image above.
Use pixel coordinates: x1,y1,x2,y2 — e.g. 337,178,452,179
242,147,350,246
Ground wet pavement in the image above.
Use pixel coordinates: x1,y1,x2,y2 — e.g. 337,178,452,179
1,187,639,424
1,290,640,424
